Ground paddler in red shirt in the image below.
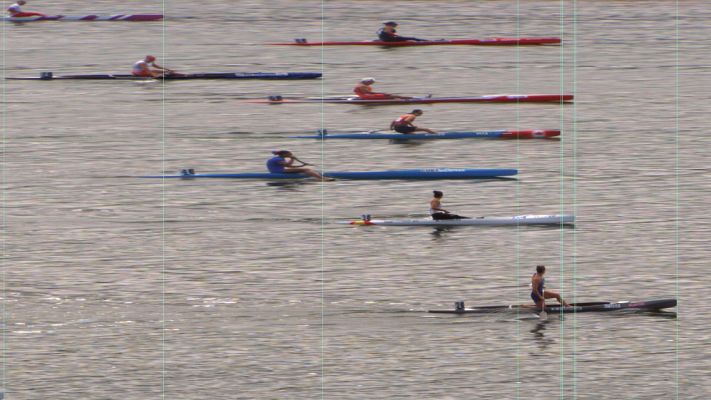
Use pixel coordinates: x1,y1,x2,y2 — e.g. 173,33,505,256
390,109,436,134
353,78,410,100
7,1,45,17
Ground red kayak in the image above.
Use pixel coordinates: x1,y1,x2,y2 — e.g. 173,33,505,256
2,14,163,22
248,94,574,105
269,37,561,46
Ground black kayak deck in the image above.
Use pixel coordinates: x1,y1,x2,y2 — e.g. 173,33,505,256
428,299,677,314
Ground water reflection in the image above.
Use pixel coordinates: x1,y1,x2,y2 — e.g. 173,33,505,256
430,226,454,239
529,319,556,352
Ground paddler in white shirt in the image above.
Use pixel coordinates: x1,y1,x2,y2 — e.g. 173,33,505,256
131,55,177,78
429,191,467,220
7,1,45,17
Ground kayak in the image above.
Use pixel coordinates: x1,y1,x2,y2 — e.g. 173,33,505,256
291,130,560,140
428,299,677,314
2,14,163,22
143,168,518,180
269,37,561,46
249,94,573,105
342,214,574,226
7,72,322,81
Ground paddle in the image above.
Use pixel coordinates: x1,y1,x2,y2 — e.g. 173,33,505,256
539,299,547,319
288,156,335,181
291,155,314,167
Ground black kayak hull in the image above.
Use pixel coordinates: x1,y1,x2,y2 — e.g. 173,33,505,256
428,299,677,314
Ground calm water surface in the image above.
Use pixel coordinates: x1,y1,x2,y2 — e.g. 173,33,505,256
1,1,710,399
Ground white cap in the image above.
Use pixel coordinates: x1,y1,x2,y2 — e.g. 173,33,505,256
360,77,376,83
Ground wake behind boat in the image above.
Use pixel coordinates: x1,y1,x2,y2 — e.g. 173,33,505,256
341,214,574,226
428,299,677,314
269,37,561,46
7,71,322,81
143,168,518,180
2,14,163,22
249,94,574,105
292,129,560,140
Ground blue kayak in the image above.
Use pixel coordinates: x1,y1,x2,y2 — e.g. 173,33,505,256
143,168,518,180
291,130,560,140
7,72,322,81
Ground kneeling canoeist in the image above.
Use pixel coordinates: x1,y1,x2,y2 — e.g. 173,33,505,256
430,191,467,220
377,21,427,42
531,265,569,310
353,78,410,100
266,150,335,181
132,55,176,78
390,109,436,134
7,1,45,17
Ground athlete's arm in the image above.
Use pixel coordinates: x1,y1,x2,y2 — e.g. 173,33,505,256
152,63,170,71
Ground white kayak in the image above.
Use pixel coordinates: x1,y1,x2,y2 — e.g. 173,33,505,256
341,214,575,226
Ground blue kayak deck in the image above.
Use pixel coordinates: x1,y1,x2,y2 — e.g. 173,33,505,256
143,168,518,180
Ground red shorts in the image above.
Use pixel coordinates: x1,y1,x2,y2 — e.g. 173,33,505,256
12,12,46,17
356,93,394,100
132,70,154,77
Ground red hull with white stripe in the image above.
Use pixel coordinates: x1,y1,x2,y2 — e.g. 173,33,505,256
2,14,163,22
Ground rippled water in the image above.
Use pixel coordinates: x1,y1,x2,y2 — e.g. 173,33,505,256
1,1,710,399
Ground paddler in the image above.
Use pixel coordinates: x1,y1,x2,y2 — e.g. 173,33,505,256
531,265,569,310
429,191,467,220
131,55,176,78
377,21,427,42
390,109,436,134
7,1,45,17
266,150,335,181
353,78,410,100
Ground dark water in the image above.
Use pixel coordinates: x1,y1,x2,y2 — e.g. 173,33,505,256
1,1,709,399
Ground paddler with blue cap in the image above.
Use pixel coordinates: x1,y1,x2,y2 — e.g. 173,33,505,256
266,150,335,181
377,21,427,42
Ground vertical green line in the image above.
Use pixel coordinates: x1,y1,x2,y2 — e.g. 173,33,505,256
320,4,325,400
674,1,680,399
515,1,520,399
571,0,578,398
558,1,566,398
161,2,167,398
1,6,6,398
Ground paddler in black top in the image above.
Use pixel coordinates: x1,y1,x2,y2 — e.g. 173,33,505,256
377,21,428,42
429,191,467,220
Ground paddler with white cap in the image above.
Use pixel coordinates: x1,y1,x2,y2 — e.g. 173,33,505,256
131,55,177,78
7,1,45,17
353,78,411,100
